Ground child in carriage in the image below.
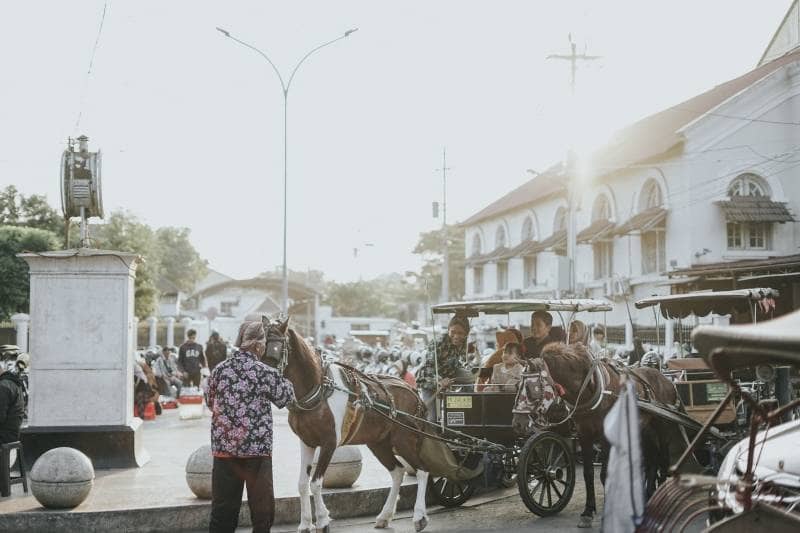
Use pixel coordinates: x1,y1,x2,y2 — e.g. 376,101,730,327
486,341,524,392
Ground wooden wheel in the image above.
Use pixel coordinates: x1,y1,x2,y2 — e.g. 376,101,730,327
517,431,575,516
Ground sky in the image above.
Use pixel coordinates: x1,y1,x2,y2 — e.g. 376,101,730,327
0,1,793,282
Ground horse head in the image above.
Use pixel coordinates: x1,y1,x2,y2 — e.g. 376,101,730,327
262,315,291,372
511,358,561,436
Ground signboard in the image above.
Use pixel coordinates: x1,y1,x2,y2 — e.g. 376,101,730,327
706,383,728,402
446,411,465,426
446,396,473,409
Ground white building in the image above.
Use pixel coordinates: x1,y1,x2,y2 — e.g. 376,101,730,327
316,305,400,346
462,6,800,345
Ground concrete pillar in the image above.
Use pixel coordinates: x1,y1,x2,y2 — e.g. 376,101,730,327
147,317,158,348
181,317,193,341
18,249,149,468
10,313,30,353
132,317,139,352
165,317,175,348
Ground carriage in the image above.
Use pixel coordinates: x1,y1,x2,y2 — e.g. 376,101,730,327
426,298,614,516
638,307,800,532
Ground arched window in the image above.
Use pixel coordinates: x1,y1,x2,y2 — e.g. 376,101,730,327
639,179,665,274
592,195,611,222
553,207,567,232
639,179,663,211
726,173,772,250
728,173,768,197
471,234,482,257
495,225,506,249
521,217,535,242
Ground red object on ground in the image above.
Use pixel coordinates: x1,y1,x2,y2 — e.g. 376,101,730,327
179,395,203,405
135,402,157,420
161,400,178,409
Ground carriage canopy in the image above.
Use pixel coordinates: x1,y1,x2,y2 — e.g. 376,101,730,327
634,288,779,319
431,299,613,316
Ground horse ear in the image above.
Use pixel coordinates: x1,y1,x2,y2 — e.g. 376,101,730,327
279,316,290,334
261,315,270,330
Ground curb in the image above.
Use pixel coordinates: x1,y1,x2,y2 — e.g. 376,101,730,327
0,482,420,533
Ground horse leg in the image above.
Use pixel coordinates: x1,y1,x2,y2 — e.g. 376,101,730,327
599,440,610,486
297,444,316,533
578,435,596,528
310,444,335,533
413,470,430,532
367,441,404,529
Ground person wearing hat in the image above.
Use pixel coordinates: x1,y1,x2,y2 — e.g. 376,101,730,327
207,320,295,533
417,314,474,422
205,331,228,373
522,311,565,360
0,352,24,446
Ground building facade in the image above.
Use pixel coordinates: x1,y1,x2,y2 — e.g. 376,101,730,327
462,41,800,345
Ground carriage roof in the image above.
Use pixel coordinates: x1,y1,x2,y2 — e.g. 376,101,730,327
692,308,800,376
431,299,613,316
634,288,779,319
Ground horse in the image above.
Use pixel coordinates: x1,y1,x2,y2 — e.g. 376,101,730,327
262,317,434,533
511,342,684,528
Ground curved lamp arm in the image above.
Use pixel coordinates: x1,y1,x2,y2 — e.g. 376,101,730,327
286,28,358,92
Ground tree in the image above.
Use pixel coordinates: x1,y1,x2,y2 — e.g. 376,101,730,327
0,226,60,319
0,185,64,241
323,279,389,317
92,211,163,319
155,227,208,294
412,224,465,300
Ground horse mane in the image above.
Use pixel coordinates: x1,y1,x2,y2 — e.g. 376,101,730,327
540,342,592,379
286,326,323,382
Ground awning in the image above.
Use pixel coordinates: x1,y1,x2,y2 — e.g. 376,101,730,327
614,207,667,235
634,288,779,319
508,239,540,257
716,197,794,223
465,246,513,266
577,219,616,243
528,229,567,254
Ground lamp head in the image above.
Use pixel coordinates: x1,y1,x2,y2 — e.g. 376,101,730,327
344,28,359,37
216,27,231,37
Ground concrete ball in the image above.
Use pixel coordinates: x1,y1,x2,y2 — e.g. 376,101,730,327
313,446,363,489
29,447,94,509
185,444,213,499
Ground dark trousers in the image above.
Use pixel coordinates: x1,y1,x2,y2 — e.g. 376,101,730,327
185,370,202,388
210,456,274,533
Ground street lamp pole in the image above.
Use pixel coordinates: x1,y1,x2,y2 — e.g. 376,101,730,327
217,26,358,314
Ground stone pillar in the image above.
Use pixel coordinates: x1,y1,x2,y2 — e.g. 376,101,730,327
165,317,176,348
181,317,193,341
10,313,30,353
18,249,149,469
132,317,140,351
147,317,158,348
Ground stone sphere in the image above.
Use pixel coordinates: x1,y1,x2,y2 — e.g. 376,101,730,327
30,447,94,509
185,444,213,499
313,445,363,488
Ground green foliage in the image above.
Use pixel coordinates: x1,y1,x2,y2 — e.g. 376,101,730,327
0,185,63,237
156,227,208,294
0,225,60,319
412,224,465,300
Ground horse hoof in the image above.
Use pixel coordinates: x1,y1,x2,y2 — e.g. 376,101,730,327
577,515,593,528
375,519,389,529
299,529,312,533
414,517,428,532
317,526,330,533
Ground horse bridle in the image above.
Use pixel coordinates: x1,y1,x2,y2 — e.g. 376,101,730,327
264,325,290,375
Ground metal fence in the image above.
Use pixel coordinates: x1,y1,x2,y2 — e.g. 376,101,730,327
603,323,694,347
0,322,16,346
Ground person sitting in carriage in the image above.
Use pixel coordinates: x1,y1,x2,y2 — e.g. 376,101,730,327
475,327,524,391
486,341,524,392
417,314,475,422
522,311,565,360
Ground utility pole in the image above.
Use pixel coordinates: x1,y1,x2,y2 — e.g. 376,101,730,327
436,148,451,302
547,34,601,295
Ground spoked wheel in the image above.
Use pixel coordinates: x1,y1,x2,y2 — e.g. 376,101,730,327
517,431,575,516
428,474,475,508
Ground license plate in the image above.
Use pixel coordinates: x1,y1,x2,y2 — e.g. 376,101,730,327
706,383,728,402
446,396,472,409
447,411,465,426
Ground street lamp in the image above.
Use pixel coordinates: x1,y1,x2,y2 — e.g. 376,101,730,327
216,26,358,315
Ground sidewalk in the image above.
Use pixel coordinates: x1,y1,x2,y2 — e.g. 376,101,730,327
0,407,417,531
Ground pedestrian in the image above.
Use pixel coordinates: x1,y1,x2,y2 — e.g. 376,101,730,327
207,321,295,533
205,331,228,372
179,329,207,387
393,359,417,389
0,354,24,445
153,346,184,398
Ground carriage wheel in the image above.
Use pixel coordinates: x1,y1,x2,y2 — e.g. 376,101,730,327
517,432,575,516
427,475,475,508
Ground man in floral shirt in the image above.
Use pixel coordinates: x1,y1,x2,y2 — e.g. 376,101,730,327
207,321,295,533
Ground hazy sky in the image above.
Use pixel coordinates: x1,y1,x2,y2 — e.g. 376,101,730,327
0,1,792,281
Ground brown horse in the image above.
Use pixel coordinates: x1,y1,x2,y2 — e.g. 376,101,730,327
512,342,684,528
263,317,435,533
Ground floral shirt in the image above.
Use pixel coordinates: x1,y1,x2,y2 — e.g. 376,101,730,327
417,335,467,393
207,350,295,457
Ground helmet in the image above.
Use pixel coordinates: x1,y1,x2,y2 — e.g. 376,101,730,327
641,351,661,369
377,350,389,363
15,352,30,371
361,347,374,360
